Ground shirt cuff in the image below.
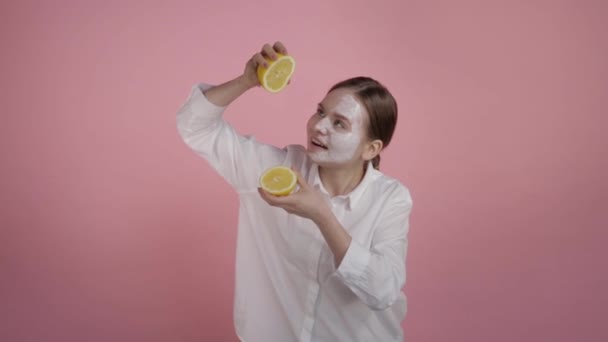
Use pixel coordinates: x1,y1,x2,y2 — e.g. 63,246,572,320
187,82,226,117
335,239,372,283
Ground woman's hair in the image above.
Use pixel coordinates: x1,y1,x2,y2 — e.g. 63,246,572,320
328,76,398,170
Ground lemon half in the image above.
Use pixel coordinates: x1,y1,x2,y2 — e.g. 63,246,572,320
259,166,297,196
257,53,296,93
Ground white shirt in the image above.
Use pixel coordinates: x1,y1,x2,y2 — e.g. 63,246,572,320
176,83,413,342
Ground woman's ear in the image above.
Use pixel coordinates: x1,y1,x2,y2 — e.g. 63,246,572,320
363,139,383,162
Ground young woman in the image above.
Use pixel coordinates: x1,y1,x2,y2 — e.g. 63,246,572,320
177,41,413,342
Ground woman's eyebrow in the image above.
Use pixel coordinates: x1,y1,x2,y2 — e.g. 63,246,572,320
317,103,350,124
334,113,351,123
318,104,351,123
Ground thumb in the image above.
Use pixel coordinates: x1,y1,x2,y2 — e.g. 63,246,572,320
291,166,308,189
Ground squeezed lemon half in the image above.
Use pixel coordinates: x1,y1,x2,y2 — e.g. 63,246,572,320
257,53,295,93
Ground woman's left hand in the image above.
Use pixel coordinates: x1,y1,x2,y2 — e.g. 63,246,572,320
258,167,330,223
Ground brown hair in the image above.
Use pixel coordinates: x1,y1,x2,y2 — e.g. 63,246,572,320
328,76,398,170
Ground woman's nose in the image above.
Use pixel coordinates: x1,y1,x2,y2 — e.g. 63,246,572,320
315,118,330,134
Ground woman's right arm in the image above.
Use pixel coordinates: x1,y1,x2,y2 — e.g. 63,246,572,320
176,42,291,192
202,75,254,107
204,42,285,106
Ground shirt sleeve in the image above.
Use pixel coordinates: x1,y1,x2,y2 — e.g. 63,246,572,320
176,83,288,193
335,184,413,310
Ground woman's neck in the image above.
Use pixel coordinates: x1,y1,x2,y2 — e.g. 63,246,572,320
318,162,367,198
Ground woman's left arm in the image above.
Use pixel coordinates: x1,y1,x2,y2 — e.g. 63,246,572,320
259,168,413,310
331,193,411,310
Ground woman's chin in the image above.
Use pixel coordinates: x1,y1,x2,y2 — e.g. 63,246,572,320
307,151,340,168
307,150,328,163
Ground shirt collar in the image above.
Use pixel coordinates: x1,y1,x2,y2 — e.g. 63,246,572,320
308,161,378,211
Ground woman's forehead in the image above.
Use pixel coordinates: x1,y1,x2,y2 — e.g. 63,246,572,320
318,89,369,129
321,89,366,114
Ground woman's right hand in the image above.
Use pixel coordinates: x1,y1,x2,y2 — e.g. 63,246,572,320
240,41,289,89
202,42,290,107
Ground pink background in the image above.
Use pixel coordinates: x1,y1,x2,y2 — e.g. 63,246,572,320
1,0,607,341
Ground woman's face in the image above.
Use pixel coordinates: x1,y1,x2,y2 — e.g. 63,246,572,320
306,88,369,166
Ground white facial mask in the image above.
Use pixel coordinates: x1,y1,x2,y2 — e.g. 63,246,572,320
309,95,364,164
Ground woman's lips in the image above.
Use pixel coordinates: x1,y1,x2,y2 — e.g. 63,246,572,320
311,139,328,149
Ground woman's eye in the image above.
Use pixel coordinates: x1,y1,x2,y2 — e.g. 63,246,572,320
317,110,325,117
334,120,345,128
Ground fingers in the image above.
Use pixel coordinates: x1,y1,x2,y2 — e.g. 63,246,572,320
258,187,271,203
261,43,278,61
258,187,273,205
254,42,289,69
273,41,288,55
291,166,308,188
258,187,290,206
252,53,268,68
